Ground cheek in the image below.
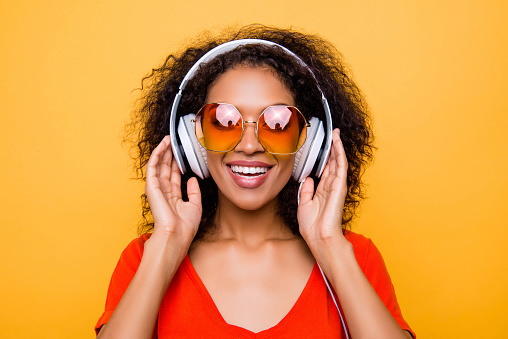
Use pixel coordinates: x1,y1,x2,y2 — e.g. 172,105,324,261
205,152,224,180
277,155,295,179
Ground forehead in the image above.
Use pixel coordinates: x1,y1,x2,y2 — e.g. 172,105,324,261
205,66,295,111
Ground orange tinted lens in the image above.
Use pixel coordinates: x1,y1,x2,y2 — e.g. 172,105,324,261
258,106,307,154
195,103,243,151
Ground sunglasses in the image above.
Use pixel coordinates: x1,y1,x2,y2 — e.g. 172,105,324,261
194,103,310,154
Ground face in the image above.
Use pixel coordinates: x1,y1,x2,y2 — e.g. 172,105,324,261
205,66,296,211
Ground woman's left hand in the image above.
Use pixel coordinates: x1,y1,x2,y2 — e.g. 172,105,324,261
298,129,349,254
298,129,412,339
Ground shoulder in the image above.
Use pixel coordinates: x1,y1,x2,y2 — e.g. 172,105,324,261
343,229,370,246
343,230,384,272
121,233,151,255
105,234,153,297
114,234,151,272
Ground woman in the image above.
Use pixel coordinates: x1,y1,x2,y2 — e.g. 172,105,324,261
96,25,415,338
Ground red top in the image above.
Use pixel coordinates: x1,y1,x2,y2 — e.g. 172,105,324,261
96,232,415,338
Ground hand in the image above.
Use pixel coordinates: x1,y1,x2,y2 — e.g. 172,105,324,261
145,136,202,247
297,129,348,252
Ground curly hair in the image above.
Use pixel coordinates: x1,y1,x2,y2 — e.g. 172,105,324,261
125,24,374,240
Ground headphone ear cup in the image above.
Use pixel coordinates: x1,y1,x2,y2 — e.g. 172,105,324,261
292,117,325,182
292,147,304,180
177,114,209,179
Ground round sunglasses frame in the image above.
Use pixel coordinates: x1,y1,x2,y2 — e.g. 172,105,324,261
192,103,311,155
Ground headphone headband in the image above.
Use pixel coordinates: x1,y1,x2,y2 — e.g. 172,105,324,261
170,39,332,177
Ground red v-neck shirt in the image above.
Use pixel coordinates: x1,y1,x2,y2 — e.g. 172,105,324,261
96,232,415,338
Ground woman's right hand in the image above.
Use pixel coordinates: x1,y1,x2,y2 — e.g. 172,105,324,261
145,135,202,248
97,136,201,338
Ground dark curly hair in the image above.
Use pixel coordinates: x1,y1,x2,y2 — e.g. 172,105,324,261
125,24,374,240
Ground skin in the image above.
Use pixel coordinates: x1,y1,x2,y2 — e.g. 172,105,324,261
97,66,412,338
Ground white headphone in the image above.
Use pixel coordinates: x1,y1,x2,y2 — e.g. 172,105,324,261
169,39,333,182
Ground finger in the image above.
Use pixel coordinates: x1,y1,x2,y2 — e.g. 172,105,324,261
146,152,159,180
328,129,340,176
333,129,348,178
314,129,345,200
315,158,331,200
158,137,173,193
324,129,344,179
318,131,348,219
186,177,202,208
159,146,174,199
298,177,315,206
159,137,173,181
316,130,340,190
146,136,170,179
170,155,182,199
158,136,172,178
321,154,331,178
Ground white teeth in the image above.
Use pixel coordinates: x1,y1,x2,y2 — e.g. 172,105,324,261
230,165,269,175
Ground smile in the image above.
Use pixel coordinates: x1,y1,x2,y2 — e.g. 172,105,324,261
229,165,269,177
226,162,273,188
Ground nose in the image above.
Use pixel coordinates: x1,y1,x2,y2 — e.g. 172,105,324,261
234,121,265,154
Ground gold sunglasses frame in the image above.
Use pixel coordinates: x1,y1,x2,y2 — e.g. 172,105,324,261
192,103,311,155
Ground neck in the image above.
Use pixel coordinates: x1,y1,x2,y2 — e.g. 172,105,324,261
209,191,294,247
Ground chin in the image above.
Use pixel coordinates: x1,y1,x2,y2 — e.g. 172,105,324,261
222,189,280,212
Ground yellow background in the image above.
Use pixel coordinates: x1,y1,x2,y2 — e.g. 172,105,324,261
1,0,506,337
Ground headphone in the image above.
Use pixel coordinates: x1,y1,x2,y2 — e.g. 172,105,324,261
169,39,333,183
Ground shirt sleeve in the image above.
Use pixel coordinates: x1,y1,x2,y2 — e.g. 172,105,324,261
94,236,147,335
355,235,415,338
